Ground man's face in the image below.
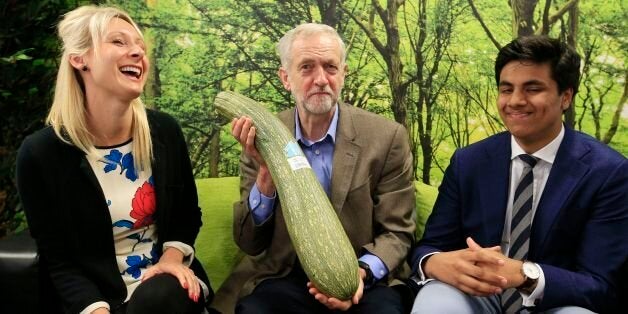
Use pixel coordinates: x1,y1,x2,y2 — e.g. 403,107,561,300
497,61,572,151
279,33,346,116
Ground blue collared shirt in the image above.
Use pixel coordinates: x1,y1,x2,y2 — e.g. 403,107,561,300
294,108,337,197
248,106,388,284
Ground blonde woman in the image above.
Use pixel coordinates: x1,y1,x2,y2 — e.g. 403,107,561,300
16,5,212,314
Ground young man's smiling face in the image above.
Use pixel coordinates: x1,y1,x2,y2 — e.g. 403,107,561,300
497,61,572,152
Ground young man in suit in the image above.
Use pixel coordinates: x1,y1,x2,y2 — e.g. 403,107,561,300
409,36,627,313
211,23,416,313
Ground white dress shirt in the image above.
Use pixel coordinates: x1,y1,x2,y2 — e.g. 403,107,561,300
502,125,564,306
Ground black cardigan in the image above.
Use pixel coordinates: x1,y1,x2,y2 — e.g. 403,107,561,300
16,110,212,313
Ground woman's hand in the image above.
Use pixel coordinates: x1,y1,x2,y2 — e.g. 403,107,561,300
141,247,200,302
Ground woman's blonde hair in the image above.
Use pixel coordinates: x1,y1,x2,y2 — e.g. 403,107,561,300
47,5,153,173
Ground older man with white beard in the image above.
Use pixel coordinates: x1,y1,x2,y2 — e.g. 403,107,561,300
211,23,416,314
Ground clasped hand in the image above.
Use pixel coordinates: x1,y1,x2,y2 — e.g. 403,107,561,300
424,237,524,296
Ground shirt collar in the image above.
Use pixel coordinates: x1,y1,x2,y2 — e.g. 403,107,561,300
295,105,338,146
510,124,564,165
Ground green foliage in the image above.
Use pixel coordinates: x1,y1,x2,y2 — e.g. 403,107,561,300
107,0,625,187
4,0,618,234
575,1,627,148
3,0,626,235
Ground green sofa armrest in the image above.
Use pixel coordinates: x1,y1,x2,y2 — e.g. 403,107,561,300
195,177,439,290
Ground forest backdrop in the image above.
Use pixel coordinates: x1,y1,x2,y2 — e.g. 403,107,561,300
1,0,626,237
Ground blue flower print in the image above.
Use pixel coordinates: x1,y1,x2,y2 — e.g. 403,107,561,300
121,153,137,181
122,254,152,279
111,219,153,251
103,150,122,173
112,220,134,229
102,149,137,181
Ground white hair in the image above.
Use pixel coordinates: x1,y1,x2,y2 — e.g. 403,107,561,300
277,23,346,68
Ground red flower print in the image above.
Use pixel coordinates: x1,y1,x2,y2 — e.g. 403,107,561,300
130,181,156,229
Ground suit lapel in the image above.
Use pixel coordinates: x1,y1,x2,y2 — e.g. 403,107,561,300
530,128,590,257
330,105,360,214
278,108,297,137
480,133,512,244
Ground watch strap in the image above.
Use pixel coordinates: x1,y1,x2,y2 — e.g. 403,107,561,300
517,262,539,295
358,261,374,285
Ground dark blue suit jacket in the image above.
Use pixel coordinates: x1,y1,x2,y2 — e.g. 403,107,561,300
410,127,627,312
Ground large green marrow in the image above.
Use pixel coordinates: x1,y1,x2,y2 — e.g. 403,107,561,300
214,91,359,300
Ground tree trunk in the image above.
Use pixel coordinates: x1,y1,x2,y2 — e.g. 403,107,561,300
420,135,433,185
317,0,339,27
191,135,211,176
563,1,579,127
381,0,408,128
208,131,221,177
511,0,538,37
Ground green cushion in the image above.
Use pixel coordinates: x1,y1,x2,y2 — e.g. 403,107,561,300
194,177,242,289
194,177,438,289
415,181,438,239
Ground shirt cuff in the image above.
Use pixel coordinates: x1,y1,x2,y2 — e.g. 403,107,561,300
416,251,440,283
520,262,545,307
358,254,388,284
163,241,194,266
80,302,109,314
248,183,276,225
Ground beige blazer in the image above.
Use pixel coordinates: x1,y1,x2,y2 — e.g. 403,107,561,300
212,103,416,313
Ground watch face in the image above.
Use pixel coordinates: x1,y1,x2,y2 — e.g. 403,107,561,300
523,262,540,279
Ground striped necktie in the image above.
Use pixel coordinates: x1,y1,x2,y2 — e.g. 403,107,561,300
502,154,538,313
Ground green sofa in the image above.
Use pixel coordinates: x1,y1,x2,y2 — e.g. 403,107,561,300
194,178,628,312
0,176,437,313
193,177,439,290
2,177,624,312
